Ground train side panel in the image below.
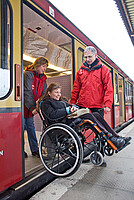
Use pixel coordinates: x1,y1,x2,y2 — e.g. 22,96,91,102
0,0,22,192
0,112,22,191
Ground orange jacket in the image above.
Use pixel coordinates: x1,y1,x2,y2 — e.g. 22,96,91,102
70,58,113,109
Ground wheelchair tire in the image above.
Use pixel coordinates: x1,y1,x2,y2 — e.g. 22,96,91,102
39,123,83,177
95,134,102,152
90,151,103,166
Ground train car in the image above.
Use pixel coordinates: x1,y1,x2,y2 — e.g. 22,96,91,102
0,0,133,199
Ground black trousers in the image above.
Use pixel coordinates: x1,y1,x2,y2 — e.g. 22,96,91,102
90,108,104,118
79,107,104,118
67,112,118,137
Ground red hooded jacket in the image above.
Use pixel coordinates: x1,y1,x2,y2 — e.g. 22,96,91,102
70,58,113,109
24,70,47,118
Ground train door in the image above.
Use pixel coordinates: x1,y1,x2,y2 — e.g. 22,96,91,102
23,2,73,175
73,41,95,143
0,0,23,192
118,74,125,124
114,72,125,127
125,81,133,120
73,40,86,77
100,60,113,128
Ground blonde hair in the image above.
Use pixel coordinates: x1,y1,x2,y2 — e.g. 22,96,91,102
26,57,49,71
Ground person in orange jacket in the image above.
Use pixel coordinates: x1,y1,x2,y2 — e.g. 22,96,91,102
70,46,113,118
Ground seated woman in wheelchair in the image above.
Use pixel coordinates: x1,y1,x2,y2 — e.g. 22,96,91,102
39,83,131,151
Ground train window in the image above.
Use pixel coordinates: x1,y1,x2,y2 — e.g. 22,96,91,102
125,81,127,103
130,85,133,103
0,0,12,99
115,73,119,103
128,83,130,103
128,83,132,103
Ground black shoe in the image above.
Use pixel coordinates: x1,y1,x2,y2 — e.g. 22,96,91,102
24,151,28,158
110,136,125,148
32,150,40,158
100,160,107,167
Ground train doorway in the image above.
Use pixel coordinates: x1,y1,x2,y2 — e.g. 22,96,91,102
23,3,73,176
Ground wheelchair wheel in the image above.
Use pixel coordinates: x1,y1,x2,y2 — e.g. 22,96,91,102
79,123,102,158
90,151,103,166
94,134,102,152
39,123,83,177
104,144,114,156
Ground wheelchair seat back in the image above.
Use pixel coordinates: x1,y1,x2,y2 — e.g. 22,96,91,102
38,108,51,128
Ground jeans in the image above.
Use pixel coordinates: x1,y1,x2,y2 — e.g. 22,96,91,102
24,117,38,153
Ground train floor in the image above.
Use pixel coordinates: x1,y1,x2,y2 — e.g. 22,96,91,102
29,122,134,200
24,131,44,176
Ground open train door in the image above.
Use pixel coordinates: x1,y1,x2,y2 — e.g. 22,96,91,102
0,0,23,192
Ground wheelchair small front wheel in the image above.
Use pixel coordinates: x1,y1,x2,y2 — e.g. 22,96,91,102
90,151,103,166
104,144,114,156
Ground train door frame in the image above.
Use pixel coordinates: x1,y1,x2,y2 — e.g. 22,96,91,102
118,74,125,124
113,70,125,127
0,0,24,193
72,40,86,90
98,58,114,127
125,80,133,121
22,0,76,176
73,40,86,75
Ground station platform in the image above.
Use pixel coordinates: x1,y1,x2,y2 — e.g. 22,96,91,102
29,121,134,200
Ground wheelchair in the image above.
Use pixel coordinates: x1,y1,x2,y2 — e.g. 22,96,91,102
38,110,123,177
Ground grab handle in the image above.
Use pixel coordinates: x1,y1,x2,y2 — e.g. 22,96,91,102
15,64,21,101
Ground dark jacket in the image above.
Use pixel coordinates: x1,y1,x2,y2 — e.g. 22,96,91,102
70,58,113,109
41,98,69,123
24,70,47,118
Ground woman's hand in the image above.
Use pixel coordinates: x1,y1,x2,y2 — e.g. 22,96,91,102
32,108,38,115
70,106,78,113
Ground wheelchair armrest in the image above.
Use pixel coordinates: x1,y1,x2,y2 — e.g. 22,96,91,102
69,118,83,128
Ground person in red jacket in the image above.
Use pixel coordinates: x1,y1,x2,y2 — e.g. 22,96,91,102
71,46,113,166
71,46,113,118
24,57,48,158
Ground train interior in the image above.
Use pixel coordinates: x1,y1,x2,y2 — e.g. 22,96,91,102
23,4,73,176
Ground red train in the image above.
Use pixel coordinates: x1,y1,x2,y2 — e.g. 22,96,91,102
0,0,133,199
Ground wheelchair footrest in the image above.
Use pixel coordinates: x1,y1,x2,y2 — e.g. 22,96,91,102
115,142,131,153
